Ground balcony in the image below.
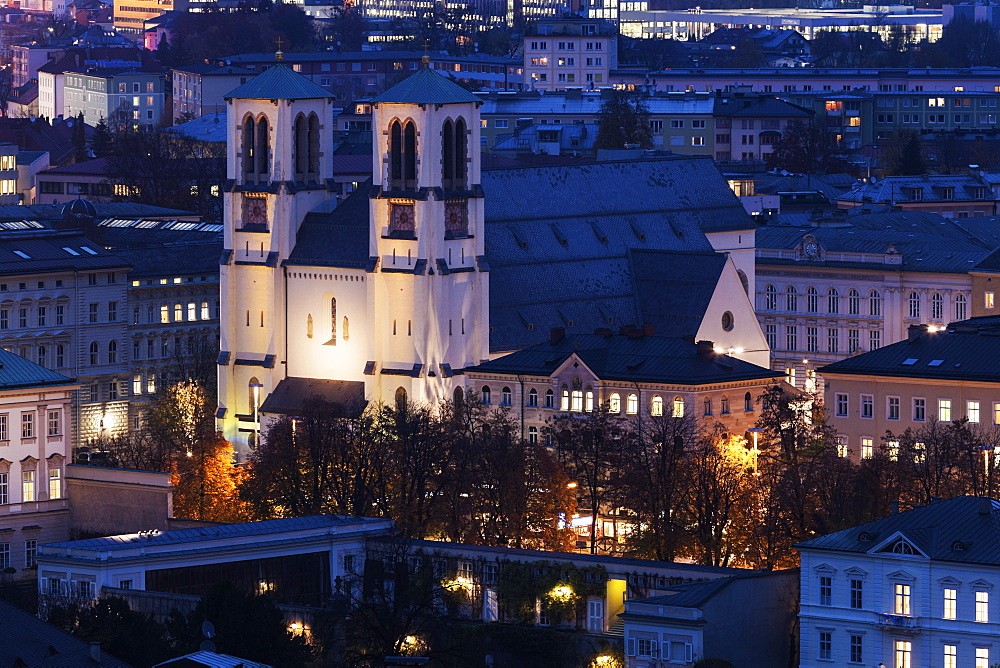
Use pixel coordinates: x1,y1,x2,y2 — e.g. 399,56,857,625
877,613,919,633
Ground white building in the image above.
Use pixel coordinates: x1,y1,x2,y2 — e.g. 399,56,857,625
0,348,77,579
797,496,1000,668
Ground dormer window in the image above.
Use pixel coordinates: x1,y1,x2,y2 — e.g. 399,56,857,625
908,187,923,200
891,540,916,555
940,186,955,200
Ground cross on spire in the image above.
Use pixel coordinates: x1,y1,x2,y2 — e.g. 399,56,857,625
275,36,285,62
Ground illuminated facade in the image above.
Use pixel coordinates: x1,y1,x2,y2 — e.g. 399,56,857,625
523,17,617,91
113,0,189,35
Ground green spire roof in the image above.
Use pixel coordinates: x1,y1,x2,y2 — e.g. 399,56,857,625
371,67,481,105
0,348,72,389
224,63,334,101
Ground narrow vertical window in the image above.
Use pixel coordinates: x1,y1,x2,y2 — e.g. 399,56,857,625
454,116,467,188
330,298,337,344
389,120,402,188
442,119,454,188
403,121,417,189
242,116,255,177
255,116,269,175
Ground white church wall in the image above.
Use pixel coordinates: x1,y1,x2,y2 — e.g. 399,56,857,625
697,257,771,369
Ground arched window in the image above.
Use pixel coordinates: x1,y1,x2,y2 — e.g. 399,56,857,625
403,121,417,189
806,286,818,313
306,314,313,339
908,292,920,319
764,284,777,310
931,293,943,320
672,396,685,418
330,298,337,345
501,386,512,406
107,340,117,364
528,426,538,444
481,385,491,405
626,393,638,415
720,395,730,414
442,118,454,188
37,345,46,368
703,397,712,416
827,287,839,314
307,113,320,177
248,376,260,417
255,116,269,175
585,388,594,412
56,344,64,368
454,117,467,188
389,120,403,188
891,540,916,555
343,316,349,342
651,395,663,416
242,115,255,177
744,391,753,412
453,387,464,410
294,113,308,178
527,388,538,407
869,290,882,317
395,387,407,410
545,389,554,409
561,385,570,411
956,293,968,321
848,288,860,315
609,392,621,413
785,286,797,312
89,341,99,365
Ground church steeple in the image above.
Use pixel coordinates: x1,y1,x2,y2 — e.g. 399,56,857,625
368,68,488,405
218,64,336,451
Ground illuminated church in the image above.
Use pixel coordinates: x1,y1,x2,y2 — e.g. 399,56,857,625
217,61,768,453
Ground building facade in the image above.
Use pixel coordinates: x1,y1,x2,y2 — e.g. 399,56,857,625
0,349,77,580
818,318,1000,462
523,17,618,91
171,64,254,122
797,496,1000,668
63,68,166,127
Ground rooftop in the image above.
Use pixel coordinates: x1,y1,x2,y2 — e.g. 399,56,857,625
796,496,1000,565
0,347,73,390
225,63,334,101
371,66,481,105
818,318,1000,382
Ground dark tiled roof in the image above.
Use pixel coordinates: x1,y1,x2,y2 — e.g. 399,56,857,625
39,156,110,175
796,496,1000,565
288,158,752,353
714,96,813,118
173,63,254,76
259,377,366,416
465,333,780,385
0,202,192,222
758,210,993,273
972,246,1000,272
818,319,1000,382
0,348,72,389
0,233,127,276
115,242,220,278
371,67,481,105
838,175,995,204
0,600,128,667
224,63,334,101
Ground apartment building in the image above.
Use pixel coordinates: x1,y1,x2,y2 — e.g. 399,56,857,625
171,63,254,122
63,68,166,127
838,175,1000,218
0,349,77,580
819,318,1000,461
523,17,618,91
113,0,189,35
797,496,1000,668
755,210,997,393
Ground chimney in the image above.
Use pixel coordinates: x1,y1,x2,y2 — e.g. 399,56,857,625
890,499,899,514
550,327,565,345
696,340,715,359
642,323,655,337
907,323,928,343
980,497,993,515
89,642,101,662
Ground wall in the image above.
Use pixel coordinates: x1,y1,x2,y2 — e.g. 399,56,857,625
66,464,172,537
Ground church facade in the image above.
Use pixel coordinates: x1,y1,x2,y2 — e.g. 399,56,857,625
218,63,769,453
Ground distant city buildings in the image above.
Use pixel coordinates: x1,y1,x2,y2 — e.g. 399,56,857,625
523,17,618,91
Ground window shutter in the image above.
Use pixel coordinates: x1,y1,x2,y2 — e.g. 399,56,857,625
685,643,694,662
661,641,671,660
626,638,637,657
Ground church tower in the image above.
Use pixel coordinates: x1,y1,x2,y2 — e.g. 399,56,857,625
368,63,489,405
217,59,335,450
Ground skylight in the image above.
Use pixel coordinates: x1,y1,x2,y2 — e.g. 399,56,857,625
80,247,98,255
62,247,80,256
11,250,29,259
902,358,918,365
928,359,944,366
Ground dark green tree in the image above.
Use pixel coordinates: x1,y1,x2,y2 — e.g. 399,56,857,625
893,133,926,175
594,90,654,150
48,597,173,668
766,120,848,174
91,118,114,158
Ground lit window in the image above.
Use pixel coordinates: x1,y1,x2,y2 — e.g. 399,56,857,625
609,392,620,413
22,470,34,502
626,393,638,415
977,648,990,668
944,588,957,620
48,467,61,499
976,590,989,622
969,400,981,423
671,396,684,418
939,399,952,421
894,583,911,615
945,645,957,668
651,395,663,416
861,437,874,459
